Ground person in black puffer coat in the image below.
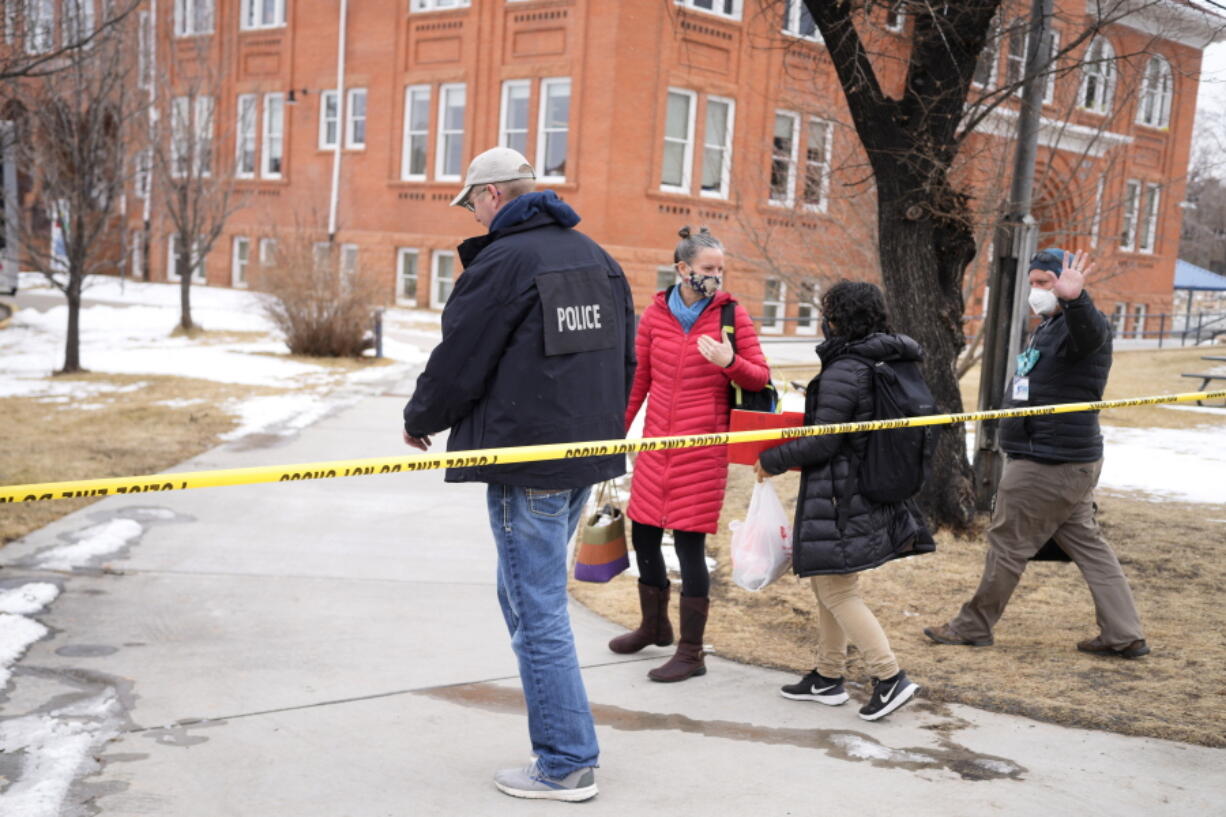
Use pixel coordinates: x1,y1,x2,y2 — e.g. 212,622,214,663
756,281,934,722
925,249,1147,660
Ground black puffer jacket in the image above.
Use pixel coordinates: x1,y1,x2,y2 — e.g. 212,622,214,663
999,290,1112,463
759,333,935,577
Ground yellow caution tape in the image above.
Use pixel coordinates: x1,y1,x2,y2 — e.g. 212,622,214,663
1,390,1222,504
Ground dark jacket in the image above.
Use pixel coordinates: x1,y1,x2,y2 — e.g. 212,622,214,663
759,333,935,577
402,194,636,488
999,290,1112,463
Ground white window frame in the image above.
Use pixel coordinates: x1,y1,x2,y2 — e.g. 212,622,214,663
1043,30,1060,105
231,236,250,288
1005,17,1028,94
660,88,696,194
802,116,832,213
345,88,367,150
401,84,431,181
656,266,677,292
499,79,531,157
319,90,339,150
235,94,257,178
435,83,466,182
536,77,571,182
397,248,420,305
262,92,284,179
431,250,456,310
676,0,742,22
1111,302,1127,335
241,0,286,30
259,237,277,267
174,0,214,38
410,0,471,11
129,230,144,279
134,148,152,199
171,96,191,178
769,110,799,208
1136,55,1173,129
1138,183,1160,254
1120,179,1140,251
700,95,735,200
1090,175,1104,248
761,278,786,335
781,0,819,41
795,280,819,336
25,0,55,54
167,235,206,283
972,16,1000,89
137,10,153,88
1079,36,1115,115
340,243,359,285
885,3,904,33
195,96,214,178
62,0,96,48
1132,303,1147,339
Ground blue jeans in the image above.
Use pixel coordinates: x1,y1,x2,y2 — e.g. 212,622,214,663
486,483,598,777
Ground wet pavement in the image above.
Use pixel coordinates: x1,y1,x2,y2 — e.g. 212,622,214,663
1,372,1223,816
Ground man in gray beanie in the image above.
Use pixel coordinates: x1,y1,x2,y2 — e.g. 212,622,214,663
925,249,1148,658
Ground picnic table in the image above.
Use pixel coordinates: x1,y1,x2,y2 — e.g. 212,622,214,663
1181,355,1226,405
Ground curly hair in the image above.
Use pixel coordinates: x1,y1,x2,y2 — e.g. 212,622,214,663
820,280,892,340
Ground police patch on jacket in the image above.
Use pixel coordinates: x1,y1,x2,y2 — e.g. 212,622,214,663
536,268,618,356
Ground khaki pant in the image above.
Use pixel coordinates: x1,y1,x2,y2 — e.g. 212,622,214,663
951,458,1144,647
811,573,900,680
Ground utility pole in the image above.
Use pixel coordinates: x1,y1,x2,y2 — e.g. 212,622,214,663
972,0,1053,510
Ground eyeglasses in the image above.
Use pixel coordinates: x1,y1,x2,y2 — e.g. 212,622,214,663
462,185,494,213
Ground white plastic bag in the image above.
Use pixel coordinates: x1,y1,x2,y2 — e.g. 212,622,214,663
730,481,793,591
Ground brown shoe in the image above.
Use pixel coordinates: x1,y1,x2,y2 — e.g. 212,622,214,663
648,596,708,683
923,623,993,647
608,582,674,655
1076,635,1150,659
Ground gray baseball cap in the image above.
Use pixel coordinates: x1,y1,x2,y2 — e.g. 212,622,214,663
450,147,536,208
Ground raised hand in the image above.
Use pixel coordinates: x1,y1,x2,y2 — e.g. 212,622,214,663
1054,250,1093,301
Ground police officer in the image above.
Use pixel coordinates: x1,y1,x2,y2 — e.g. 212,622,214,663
402,147,635,802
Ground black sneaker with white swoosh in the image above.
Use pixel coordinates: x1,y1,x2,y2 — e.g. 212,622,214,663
858,670,919,721
780,669,849,706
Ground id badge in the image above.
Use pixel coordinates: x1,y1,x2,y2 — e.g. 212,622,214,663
1012,376,1030,401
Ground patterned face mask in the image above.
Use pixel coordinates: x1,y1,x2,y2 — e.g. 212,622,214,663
687,271,721,297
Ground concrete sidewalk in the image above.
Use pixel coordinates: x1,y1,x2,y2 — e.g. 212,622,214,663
1,382,1222,816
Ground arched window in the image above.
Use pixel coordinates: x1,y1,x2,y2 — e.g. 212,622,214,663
1137,55,1173,128
1079,37,1116,114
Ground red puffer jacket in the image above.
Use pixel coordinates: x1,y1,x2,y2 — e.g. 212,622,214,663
625,289,771,534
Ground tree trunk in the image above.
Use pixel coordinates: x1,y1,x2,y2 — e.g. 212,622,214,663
61,273,82,374
178,231,194,332
877,182,977,531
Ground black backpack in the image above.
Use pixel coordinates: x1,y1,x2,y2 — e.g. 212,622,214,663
721,301,779,413
843,353,936,504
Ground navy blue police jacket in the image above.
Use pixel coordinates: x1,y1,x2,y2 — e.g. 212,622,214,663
402,193,636,488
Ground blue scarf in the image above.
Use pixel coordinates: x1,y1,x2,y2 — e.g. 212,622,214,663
668,285,711,333
489,190,580,233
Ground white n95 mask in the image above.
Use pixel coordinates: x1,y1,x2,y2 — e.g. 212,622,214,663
1028,287,1059,316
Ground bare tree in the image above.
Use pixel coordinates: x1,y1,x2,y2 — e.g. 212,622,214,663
3,4,145,373
145,32,243,333
0,0,141,82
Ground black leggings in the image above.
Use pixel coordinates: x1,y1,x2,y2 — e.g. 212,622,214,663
631,522,709,598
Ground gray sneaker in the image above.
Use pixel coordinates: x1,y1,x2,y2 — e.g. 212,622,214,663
493,760,598,802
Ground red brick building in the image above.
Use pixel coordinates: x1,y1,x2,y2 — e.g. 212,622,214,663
9,1,1222,337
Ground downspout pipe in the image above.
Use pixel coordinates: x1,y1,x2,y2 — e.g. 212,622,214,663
327,0,348,243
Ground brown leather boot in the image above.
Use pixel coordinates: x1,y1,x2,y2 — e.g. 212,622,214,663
608,582,674,654
648,595,709,682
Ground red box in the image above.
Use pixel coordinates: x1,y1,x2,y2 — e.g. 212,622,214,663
727,409,805,467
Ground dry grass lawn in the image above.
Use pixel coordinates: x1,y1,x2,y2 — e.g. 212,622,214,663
573,346,1226,747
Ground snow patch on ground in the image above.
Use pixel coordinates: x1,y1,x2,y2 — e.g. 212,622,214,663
0,614,48,688
0,584,61,615
1099,425,1226,504
0,688,127,817
35,519,143,571
829,733,933,764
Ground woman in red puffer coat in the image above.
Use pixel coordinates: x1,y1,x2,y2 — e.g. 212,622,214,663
610,225,770,683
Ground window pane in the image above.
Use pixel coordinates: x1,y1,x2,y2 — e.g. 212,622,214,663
701,147,723,191
662,142,685,187
706,101,728,146
666,93,690,140
507,85,530,130
543,132,567,178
